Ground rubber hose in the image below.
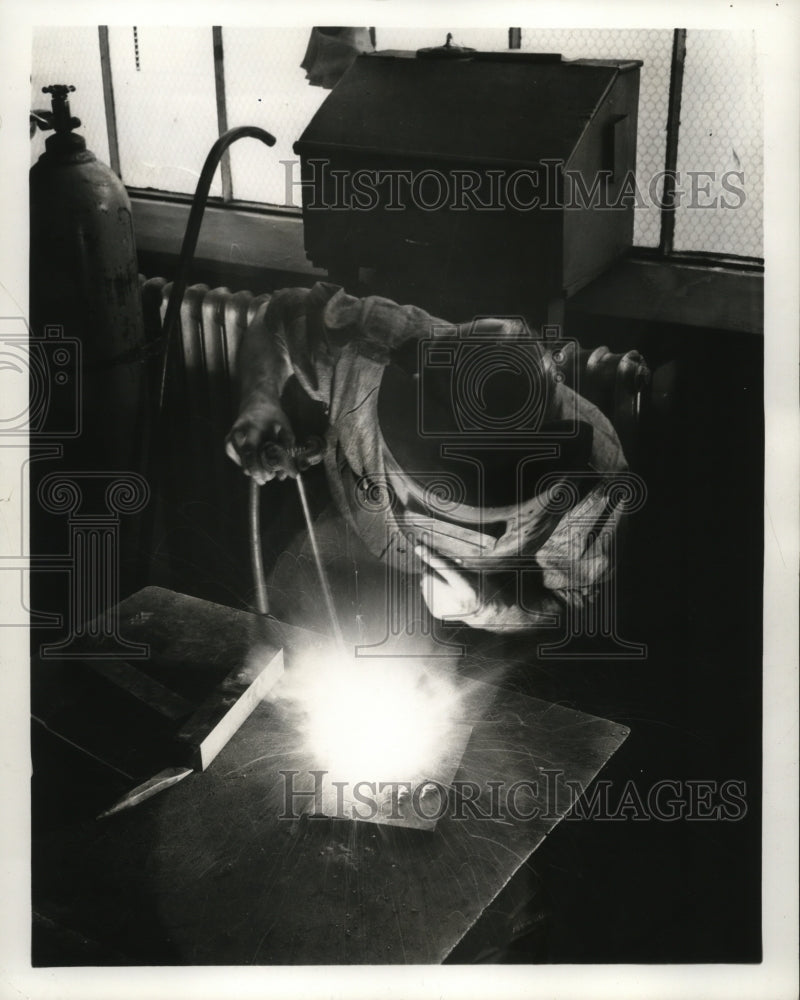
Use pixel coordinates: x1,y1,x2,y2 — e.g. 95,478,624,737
153,126,277,613
249,478,269,615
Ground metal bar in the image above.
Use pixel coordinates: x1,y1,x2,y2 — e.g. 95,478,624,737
659,28,687,256
212,27,234,203
175,645,284,771
98,26,121,178
97,766,192,819
296,474,346,650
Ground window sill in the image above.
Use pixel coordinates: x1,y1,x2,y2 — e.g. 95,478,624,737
132,196,763,335
132,198,326,292
569,256,763,335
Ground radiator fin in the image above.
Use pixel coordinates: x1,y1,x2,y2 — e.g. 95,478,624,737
138,277,272,606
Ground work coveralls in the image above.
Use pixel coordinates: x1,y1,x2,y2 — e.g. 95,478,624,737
235,281,629,643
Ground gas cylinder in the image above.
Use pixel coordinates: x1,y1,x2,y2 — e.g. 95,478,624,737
29,84,148,475
30,85,150,615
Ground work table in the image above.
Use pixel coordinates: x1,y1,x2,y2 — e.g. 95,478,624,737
31,586,628,965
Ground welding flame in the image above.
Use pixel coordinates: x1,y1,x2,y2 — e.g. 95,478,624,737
278,649,463,785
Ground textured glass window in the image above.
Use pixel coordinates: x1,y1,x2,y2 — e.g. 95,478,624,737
222,28,328,206
521,29,674,249
106,26,221,196
31,27,110,168
673,30,763,258
223,28,512,206
29,25,764,261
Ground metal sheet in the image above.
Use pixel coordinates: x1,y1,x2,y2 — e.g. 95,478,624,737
33,586,630,965
316,723,473,831
87,659,194,720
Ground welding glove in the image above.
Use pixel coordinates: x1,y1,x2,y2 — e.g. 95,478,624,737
414,543,488,625
414,543,562,633
225,399,324,483
225,398,297,483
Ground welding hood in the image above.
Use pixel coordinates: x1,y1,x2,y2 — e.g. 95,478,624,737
377,345,595,511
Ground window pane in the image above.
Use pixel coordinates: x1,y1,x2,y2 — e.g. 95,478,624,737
107,26,221,196
31,27,110,169
222,27,328,206
224,28,512,207
673,30,763,259
521,28,673,248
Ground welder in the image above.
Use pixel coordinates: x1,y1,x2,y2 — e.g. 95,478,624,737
225,281,628,639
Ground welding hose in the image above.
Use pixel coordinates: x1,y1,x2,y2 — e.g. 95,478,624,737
153,128,339,636
249,479,270,615
150,124,334,628
156,125,277,416
150,126,276,610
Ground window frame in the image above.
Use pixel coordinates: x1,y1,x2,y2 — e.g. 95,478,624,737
93,25,764,276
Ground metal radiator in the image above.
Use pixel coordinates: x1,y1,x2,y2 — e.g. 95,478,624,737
140,276,271,423
139,277,272,604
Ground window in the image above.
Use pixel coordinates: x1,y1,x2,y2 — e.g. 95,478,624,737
521,29,674,249
672,30,762,259
31,26,764,262
31,26,110,167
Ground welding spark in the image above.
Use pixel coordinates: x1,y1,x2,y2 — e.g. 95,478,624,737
275,649,464,789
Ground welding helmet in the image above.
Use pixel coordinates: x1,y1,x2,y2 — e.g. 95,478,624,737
376,316,594,552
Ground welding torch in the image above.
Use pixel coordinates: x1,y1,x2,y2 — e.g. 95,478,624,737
248,437,347,651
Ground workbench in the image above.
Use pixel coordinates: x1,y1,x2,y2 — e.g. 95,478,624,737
32,587,629,964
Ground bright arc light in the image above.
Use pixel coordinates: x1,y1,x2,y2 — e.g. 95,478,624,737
283,650,462,785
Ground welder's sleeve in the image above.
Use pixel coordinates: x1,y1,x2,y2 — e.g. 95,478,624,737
244,282,432,403
534,484,627,615
317,284,540,360
266,281,536,400
452,499,625,634
315,284,454,364
236,286,311,407
463,489,626,633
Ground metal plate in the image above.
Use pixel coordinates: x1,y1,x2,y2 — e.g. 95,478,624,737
315,723,473,831
33,587,631,965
